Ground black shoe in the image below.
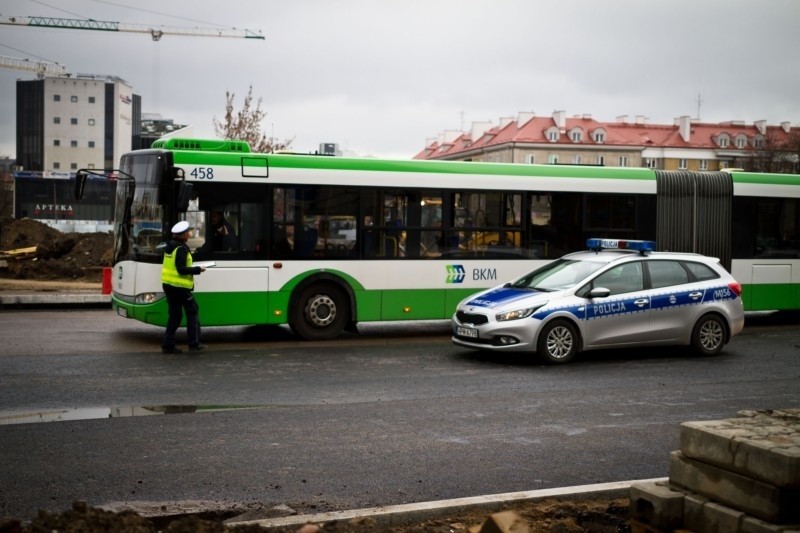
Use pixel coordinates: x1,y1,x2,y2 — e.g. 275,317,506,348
188,344,207,352
162,347,183,354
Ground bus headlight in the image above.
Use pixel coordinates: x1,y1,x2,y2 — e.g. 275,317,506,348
496,304,544,322
135,292,164,304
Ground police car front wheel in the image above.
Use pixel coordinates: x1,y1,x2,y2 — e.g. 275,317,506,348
537,319,580,364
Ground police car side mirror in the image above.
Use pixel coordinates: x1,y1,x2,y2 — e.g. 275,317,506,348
589,287,611,298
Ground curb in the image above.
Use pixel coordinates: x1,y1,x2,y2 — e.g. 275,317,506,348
231,478,667,529
0,293,111,308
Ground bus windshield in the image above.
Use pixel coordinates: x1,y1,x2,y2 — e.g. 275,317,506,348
116,152,168,264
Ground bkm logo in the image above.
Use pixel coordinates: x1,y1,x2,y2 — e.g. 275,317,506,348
446,264,466,283
446,265,497,283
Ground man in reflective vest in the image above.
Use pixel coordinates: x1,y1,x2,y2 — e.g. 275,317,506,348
161,220,206,354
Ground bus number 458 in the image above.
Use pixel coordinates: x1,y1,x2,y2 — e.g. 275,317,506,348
190,167,215,179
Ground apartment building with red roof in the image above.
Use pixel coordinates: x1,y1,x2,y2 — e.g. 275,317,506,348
414,110,800,173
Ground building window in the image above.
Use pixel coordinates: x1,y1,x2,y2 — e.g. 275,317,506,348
699,159,708,171
70,95,78,103
53,162,60,169
53,117,61,124
70,117,78,125
718,136,729,148
678,158,688,169
71,140,78,147
735,136,747,149
594,132,605,143
548,130,559,142
644,158,657,168
597,155,605,166
573,155,582,164
89,96,96,103
570,130,582,142
548,154,559,164
88,141,95,148
619,156,628,167
754,137,763,149
526,154,535,164
71,163,78,170
88,163,95,169
54,94,61,101
88,118,95,126
54,139,60,146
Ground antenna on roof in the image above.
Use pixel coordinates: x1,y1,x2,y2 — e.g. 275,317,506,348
696,93,703,120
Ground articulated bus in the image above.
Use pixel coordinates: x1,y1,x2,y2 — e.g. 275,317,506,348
75,138,800,340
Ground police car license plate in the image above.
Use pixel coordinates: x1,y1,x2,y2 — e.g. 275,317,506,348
457,326,478,338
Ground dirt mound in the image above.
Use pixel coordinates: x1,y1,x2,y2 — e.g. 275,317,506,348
0,217,113,282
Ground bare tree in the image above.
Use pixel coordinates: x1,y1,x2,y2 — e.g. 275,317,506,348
213,85,293,153
752,131,789,173
784,130,800,173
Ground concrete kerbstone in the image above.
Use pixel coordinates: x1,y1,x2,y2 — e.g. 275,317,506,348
629,481,685,530
682,492,710,532
702,501,746,533
679,409,800,489
670,451,799,524
741,514,800,533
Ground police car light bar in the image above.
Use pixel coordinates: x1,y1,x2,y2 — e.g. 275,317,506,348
586,238,655,253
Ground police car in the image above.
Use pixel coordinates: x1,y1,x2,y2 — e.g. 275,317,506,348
451,239,745,364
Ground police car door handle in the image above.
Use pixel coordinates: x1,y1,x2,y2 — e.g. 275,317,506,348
689,292,703,300
634,298,649,307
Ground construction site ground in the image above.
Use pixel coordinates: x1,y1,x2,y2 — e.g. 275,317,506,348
0,217,111,285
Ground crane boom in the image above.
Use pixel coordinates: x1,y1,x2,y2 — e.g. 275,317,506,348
0,55,67,78
0,15,264,41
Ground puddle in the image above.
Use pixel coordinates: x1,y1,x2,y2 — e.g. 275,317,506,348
0,405,265,425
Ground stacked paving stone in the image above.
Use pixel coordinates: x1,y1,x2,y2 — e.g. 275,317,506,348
630,409,800,532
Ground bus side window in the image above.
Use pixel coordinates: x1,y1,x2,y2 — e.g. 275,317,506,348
273,223,292,258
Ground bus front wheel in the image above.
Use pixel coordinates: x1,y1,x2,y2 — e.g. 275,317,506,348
290,283,350,341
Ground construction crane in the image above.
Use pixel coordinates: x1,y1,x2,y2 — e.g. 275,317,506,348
0,14,264,41
0,54,67,78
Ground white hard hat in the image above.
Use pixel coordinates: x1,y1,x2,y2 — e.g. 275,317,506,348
171,220,192,234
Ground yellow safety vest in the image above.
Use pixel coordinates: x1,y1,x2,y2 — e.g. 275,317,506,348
161,246,194,289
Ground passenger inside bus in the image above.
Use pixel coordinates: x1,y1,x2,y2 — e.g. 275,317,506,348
197,207,237,253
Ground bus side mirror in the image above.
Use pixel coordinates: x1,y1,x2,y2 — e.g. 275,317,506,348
74,170,88,200
176,182,193,212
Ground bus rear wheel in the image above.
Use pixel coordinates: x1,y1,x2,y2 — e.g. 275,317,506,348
290,283,350,341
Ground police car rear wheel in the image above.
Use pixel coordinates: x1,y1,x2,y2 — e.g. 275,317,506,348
691,314,726,356
537,320,579,364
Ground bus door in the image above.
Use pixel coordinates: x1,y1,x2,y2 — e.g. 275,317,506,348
187,182,271,325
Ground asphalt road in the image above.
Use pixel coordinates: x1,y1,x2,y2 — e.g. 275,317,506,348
0,310,798,521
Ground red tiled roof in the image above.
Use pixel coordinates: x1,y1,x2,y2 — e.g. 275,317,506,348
414,114,798,159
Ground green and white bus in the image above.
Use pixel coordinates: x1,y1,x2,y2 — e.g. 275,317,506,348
76,138,800,340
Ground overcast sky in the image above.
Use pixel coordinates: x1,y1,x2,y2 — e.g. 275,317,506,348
1,0,799,160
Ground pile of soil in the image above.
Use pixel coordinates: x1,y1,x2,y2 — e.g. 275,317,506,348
0,498,631,532
0,217,113,283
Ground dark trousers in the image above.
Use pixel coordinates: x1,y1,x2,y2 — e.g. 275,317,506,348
162,284,201,348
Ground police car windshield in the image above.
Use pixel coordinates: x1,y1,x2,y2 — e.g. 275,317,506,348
511,259,607,291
